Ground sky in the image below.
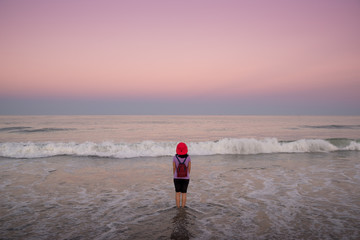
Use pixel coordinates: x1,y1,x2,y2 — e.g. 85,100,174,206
0,0,359,115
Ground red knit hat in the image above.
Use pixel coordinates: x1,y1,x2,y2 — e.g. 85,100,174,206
176,142,188,155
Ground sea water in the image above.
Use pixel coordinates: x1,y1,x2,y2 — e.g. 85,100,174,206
0,115,360,239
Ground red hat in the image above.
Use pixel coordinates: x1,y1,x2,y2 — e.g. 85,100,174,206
176,142,188,155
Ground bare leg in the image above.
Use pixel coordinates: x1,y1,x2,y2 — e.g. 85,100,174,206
175,192,181,208
181,193,187,208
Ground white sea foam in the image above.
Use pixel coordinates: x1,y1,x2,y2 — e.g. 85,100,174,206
0,138,359,159
345,141,360,151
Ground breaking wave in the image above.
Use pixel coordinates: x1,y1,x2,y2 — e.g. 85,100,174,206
0,138,359,159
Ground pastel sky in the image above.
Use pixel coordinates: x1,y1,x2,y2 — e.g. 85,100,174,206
1,0,359,114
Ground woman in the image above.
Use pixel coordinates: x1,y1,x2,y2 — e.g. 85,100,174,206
173,142,191,208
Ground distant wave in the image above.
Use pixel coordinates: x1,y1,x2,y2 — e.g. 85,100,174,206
0,127,76,133
0,138,359,159
16,128,76,133
303,125,360,130
0,127,32,132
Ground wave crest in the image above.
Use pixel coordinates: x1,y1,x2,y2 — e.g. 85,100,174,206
0,138,358,159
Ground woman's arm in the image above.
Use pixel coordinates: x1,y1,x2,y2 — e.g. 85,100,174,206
173,161,176,175
188,161,191,174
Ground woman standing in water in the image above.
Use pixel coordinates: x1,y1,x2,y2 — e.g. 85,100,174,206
173,142,191,208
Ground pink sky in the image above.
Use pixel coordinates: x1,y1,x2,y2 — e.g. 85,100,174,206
0,0,360,114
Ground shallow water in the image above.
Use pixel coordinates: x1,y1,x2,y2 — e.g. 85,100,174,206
1,151,360,239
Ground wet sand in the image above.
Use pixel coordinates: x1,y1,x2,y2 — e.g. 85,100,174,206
1,152,360,239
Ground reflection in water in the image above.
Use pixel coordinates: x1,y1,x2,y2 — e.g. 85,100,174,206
171,208,192,240
121,206,199,239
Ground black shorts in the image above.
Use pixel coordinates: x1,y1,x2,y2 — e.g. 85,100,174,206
174,179,190,193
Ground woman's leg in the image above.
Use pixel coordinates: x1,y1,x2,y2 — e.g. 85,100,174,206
175,192,181,208
181,193,187,208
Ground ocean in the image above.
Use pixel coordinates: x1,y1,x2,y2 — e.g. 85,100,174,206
0,115,359,239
